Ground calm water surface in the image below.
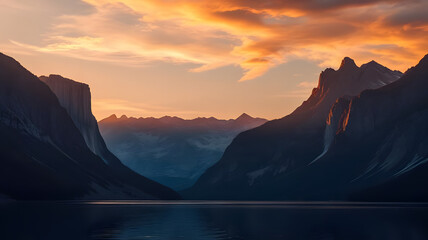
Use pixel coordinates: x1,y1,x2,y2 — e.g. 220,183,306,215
1,201,428,240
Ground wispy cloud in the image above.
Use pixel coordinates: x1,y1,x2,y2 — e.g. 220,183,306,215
6,0,428,81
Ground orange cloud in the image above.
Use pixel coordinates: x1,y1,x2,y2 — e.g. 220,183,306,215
10,0,427,81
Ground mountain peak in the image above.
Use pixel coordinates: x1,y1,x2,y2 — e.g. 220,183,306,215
236,113,253,121
360,60,385,70
339,57,358,70
367,60,380,66
294,56,401,117
99,114,118,123
107,114,118,120
417,54,428,68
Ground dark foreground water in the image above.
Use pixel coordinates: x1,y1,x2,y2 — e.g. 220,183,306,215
1,201,428,240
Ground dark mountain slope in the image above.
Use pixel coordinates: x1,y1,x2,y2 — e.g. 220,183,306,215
40,74,180,199
256,54,428,201
186,57,402,199
329,54,428,201
0,53,178,200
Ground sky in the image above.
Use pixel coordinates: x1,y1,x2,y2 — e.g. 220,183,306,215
0,0,427,120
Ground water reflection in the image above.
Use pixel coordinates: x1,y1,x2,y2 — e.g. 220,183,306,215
0,201,427,240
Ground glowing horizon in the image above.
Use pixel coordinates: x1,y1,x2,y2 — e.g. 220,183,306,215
1,0,426,120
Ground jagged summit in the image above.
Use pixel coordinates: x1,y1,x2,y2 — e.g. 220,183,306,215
339,57,358,70
294,57,401,117
317,57,360,93
187,56,403,200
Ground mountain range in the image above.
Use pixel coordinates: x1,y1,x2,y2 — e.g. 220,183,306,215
185,56,427,200
2,50,428,202
0,53,179,200
98,113,267,190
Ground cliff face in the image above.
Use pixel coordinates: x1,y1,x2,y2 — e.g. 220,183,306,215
324,54,428,201
0,53,108,199
332,57,428,140
0,53,179,200
186,57,402,200
40,75,117,165
272,54,428,202
39,74,180,199
39,75,92,127
98,113,267,190
0,59,88,154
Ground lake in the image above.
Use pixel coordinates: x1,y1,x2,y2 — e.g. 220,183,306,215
1,201,428,240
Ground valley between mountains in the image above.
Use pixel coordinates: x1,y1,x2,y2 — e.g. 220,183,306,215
1,51,428,202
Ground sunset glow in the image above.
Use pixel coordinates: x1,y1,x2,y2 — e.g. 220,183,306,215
1,0,427,119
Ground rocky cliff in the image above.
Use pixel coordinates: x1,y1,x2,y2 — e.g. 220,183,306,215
186,57,402,200
40,75,118,165
0,53,179,200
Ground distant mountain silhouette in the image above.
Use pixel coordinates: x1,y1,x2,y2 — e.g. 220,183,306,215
185,57,403,200
98,114,267,190
0,53,179,200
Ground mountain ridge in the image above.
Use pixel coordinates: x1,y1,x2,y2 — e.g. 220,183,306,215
101,112,267,122
185,56,403,200
0,53,179,200
99,112,268,190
